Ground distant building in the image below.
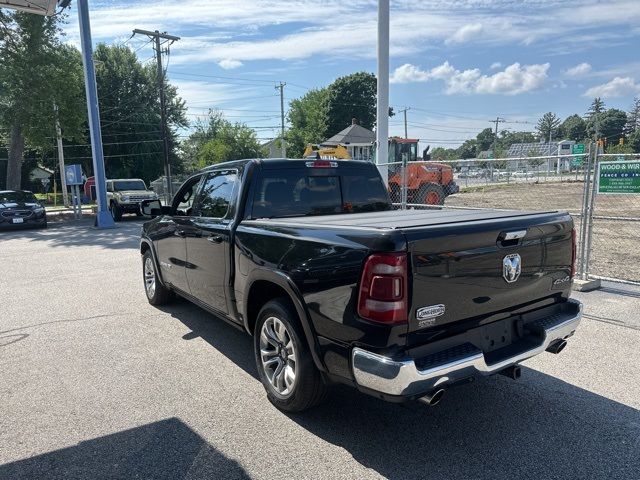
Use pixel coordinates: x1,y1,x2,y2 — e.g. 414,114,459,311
321,118,375,161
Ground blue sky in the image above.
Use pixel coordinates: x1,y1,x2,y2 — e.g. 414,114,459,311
60,0,640,148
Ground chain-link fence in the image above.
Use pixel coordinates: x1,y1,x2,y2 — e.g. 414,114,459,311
377,150,640,285
585,153,640,285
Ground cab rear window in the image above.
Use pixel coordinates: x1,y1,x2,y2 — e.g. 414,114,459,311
252,168,390,218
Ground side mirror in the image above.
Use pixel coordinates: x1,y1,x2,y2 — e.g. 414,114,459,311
140,199,167,218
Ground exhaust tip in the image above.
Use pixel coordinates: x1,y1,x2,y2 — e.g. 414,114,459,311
546,339,567,354
419,388,445,407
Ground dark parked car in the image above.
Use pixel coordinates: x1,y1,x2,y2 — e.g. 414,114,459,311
0,190,47,229
140,159,581,412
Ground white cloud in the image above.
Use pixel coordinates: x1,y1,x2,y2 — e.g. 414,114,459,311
490,62,502,70
390,61,549,95
475,63,550,95
445,23,483,45
584,77,640,98
565,62,592,77
59,1,640,67
390,64,431,83
218,59,243,69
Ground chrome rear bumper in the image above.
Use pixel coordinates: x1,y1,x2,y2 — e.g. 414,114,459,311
352,299,583,397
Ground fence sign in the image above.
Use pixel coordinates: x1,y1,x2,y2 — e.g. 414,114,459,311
598,161,640,194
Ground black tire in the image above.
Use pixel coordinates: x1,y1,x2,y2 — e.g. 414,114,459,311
142,250,172,305
110,202,123,221
254,298,327,412
417,183,445,205
135,210,143,217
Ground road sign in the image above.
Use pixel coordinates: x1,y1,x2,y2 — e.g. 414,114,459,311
571,157,583,167
572,144,585,155
65,164,83,186
598,161,640,194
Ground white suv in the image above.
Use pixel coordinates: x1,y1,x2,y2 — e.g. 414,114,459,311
106,179,158,221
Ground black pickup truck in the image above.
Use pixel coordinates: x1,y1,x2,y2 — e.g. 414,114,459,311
140,158,582,412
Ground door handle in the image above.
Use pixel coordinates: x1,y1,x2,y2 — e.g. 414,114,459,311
175,229,186,237
207,235,223,244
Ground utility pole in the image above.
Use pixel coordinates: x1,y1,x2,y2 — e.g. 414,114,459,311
493,117,505,144
276,82,286,157
53,104,69,207
399,107,410,139
132,29,180,203
490,116,505,181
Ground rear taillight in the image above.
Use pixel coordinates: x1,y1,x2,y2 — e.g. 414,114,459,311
357,252,408,324
571,228,577,278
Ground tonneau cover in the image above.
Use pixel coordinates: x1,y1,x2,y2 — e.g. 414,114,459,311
250,209,561,230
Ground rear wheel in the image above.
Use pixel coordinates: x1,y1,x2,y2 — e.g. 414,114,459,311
254,298,327,412
418,183,445,205
142,250,172,305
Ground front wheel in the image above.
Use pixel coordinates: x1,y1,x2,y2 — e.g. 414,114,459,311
418,183,445,205
142,250,172,305
110,202,123,221
254,299,327,412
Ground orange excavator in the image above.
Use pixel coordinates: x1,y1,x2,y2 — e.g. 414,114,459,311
386,137,459,205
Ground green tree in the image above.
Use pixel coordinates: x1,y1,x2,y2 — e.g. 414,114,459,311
89,44,187,182
627,130,640,152
456,139,477,159
587,108,627,143
586,97,606,119
183,112,261,169
476,128,496,151
430,146,457,160
536,112,561,142
605,143,633,154
324,72,378,136
560,114,587,142
286,88,329,158
625,97,640,134
495,130,537,151
0,11,85,189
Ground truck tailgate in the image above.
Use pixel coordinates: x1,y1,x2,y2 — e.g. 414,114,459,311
403,211,574,341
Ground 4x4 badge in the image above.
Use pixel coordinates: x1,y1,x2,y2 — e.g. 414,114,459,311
503,253,522,283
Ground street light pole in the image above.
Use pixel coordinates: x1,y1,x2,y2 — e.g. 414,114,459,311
76,0,114,228
376,0,389,184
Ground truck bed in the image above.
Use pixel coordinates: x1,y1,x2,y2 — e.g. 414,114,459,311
250,208,562,230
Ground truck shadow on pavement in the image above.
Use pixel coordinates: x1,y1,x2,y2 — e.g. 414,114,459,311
0,217,142,250
0,418,250,480
166,300,640,480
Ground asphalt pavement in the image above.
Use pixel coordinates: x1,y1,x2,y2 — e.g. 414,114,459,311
1,218,639,480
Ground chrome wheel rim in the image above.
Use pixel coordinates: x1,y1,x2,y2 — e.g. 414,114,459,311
144,257,156,299
259,316,297,397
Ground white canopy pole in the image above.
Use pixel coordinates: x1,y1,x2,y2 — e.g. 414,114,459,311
376,0,389,185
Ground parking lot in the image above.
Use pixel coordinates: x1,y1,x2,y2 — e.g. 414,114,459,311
1,218,639,480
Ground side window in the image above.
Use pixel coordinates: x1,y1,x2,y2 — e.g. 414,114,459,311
196,171,237,218
106,182,113,193
172,175,203,216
